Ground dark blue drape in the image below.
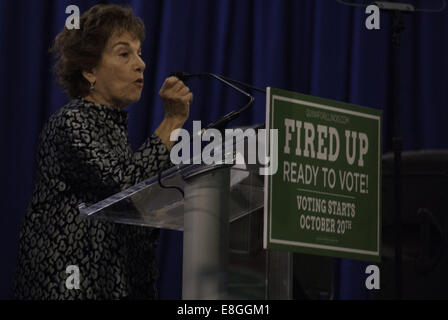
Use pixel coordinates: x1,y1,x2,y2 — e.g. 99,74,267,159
1,0,448,299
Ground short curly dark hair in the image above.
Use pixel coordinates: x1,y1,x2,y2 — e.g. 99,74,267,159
51,4,145,98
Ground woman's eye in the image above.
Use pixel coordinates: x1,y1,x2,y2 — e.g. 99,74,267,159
119,52,129,57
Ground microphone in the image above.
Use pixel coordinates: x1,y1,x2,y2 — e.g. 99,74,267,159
169,72,199,82
336,0,446,13
170,72,255,133
170,72,266,93
373,2,415,12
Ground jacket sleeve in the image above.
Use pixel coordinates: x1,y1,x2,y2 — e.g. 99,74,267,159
133,134,172,179
57,109,170,197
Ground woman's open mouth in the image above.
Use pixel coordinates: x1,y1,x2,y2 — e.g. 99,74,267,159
134,78,144,88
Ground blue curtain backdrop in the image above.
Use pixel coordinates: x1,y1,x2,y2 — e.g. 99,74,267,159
1,0,447,299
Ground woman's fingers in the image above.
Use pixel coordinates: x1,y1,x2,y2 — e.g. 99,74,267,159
161,76,180,90
159,77,191,98
177,86,190,96
159,76,193,121
185,92,193,104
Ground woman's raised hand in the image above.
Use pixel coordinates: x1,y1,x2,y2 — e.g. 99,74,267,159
159,76,193,122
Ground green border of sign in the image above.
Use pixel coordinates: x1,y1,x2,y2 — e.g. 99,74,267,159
264,87,382,262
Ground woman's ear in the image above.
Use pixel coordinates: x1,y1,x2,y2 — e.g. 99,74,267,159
82,70,96,85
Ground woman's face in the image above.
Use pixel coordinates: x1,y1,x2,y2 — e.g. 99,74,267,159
84,31,146,108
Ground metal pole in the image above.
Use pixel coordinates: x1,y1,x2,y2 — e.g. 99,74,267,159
392,10,404,300
182,167,230,299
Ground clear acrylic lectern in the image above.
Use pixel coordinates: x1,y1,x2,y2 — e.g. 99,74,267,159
78,130,292,300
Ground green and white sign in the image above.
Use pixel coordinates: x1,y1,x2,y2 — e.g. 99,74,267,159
264,88,382,262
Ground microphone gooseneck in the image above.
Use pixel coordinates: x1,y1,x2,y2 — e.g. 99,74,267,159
170,72,258,133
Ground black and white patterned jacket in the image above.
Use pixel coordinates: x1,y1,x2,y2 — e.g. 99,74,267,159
14,97,169,299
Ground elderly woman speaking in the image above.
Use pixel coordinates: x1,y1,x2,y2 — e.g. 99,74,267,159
13,4,192,300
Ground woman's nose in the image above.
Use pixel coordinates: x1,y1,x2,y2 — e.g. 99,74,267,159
136,56,146,73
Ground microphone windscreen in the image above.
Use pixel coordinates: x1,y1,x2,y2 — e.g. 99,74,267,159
169,72,191,81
